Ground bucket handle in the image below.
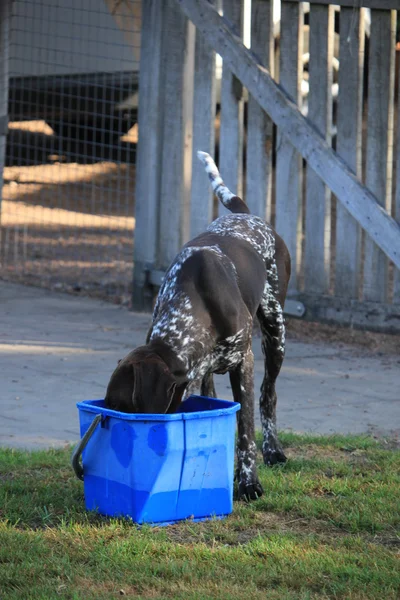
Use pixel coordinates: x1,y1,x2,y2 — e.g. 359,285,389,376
71,413,103,481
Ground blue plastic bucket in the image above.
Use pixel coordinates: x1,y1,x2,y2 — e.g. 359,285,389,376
75,395,240,524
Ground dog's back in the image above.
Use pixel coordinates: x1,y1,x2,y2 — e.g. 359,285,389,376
151,154,283,356
197,151,290,307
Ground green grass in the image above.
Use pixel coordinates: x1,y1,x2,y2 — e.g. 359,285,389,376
0,433,399,599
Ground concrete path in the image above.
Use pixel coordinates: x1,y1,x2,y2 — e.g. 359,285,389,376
1,281,399,449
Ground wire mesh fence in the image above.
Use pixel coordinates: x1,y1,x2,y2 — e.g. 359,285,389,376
1,0,141,304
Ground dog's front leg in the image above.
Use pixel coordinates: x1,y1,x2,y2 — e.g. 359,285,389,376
229,349,263,501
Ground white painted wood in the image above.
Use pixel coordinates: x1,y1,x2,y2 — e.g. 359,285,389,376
159,0,194,268
284,0,400,8
304,4,334,295
363,9,396,303
246,0,274,221
219,0,244,212
175,0,400,271
335,7,365,299
0,0,10,220
275,0,303,292
190,2,216,238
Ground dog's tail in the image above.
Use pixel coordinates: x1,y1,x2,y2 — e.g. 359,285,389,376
197,151,250,214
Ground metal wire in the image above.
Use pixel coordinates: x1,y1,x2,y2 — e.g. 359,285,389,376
2,0,141,304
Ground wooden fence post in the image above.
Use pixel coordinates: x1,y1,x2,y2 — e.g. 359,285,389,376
0,0,10,225
363,9,396,303
335,6,365,299
394,41,400,304
246,0,274,221
190,1,216,238
158,0,194,266
219,0,244,210
304,4,334,294
275,0,304,293
132,0,165,311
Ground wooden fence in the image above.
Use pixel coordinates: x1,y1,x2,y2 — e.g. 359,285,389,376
133,0,400,333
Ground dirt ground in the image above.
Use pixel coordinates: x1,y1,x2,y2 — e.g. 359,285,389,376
285,318,400,356
2,122,136,304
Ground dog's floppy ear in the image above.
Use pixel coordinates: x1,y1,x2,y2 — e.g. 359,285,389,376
106,351,187,414
131,359,187,414
105,361,136,413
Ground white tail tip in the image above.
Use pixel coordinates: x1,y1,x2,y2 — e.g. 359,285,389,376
197,150,210,164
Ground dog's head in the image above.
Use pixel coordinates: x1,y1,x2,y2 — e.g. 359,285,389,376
104,346,186,414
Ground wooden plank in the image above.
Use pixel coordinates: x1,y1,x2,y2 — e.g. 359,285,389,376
158,0,194,268
174,0,400,271
284,0,400,9
394,259,400,304
190,2,216,238
0,0,10,215
294,293,400,335
219,0,244,212
335,7,365,299
245,0,274,221
363,9,396,303
304,4,334,294
275,0,303,293
181,21,196,245
132,0,165,310
394,42,400,304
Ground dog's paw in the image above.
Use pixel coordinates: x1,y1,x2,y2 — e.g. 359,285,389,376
237,480,264,502
263,447,287,466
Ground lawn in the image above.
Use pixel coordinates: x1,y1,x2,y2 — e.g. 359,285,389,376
0,433,399,600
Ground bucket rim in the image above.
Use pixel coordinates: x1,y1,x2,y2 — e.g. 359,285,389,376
76,397,240,421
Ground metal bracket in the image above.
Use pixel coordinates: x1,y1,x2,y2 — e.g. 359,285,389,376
148,269,165,287
284,299,306,318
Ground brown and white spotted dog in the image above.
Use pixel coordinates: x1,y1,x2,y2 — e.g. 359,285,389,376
105,151,291,501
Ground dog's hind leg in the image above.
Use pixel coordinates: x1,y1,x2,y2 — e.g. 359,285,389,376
230,348,264,501
257,268,287,466
200,372,216,398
